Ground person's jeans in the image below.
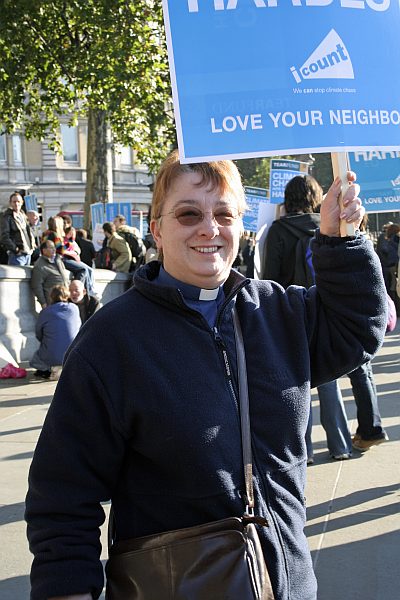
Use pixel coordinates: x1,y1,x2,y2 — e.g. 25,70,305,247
306,379,352,458
347,362,384,439
63,258,96,296
8,252,31,266
30,350,50,371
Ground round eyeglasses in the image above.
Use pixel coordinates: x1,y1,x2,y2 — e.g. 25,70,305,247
159,206,241,227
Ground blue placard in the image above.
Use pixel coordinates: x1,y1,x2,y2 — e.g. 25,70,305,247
244,187,267,232
163,1,400,163
24,194,38,212
105,203,121,222
118,202,133,226
269,159,308,204
90,203,105,228
349,151,400,213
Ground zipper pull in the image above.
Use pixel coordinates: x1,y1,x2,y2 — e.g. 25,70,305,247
213,326,224,348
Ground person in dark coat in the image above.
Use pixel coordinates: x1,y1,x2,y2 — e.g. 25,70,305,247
69,279,100,324
0,192,36,265
263,175,352,462
76,229,96,268
30,284,81,379
25,151,386,600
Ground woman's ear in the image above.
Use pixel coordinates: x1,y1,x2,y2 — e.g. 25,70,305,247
150,219,162,250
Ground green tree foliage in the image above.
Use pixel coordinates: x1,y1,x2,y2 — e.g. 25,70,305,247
236,155,309,191
235,158,270,190
311,153,334,193
0,0,175,172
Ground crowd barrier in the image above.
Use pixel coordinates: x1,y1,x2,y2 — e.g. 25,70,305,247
0,265,131,363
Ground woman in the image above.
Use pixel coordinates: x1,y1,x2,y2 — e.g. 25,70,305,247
43,216,96,296
26,151,386,600
29,284,81,379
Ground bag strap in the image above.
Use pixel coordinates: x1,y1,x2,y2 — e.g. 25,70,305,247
232,306,254,514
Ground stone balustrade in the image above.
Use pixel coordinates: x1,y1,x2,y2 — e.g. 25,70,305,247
0,265,131,363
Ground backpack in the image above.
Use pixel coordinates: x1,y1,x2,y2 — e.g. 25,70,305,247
293,234,315,287
276,220,316,288
118,230,146,270
95,246,113,269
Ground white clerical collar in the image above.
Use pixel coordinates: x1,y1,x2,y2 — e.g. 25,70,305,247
199,287,219,301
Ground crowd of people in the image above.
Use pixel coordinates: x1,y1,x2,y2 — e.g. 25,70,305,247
0,192,152,274
0,193,152,380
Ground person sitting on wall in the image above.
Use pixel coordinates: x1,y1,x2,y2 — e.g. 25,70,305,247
42,216,97,297
30,284,81,380
31,241,70,309
76,229,96,268
0,192,36,266
69,279,100,325
102,221,132,273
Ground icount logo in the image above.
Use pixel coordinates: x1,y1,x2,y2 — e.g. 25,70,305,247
290,29,354,83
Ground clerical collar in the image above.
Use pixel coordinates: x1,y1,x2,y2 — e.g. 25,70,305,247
157,267,222,302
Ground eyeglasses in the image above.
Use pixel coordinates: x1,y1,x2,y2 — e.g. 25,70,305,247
159,205,241,227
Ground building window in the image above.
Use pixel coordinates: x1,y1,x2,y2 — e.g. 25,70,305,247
12,135,22,163
0,135,6,162
61,124,78,162
120,146,132,167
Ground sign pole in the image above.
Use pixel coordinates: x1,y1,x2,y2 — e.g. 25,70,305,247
331,152,355,237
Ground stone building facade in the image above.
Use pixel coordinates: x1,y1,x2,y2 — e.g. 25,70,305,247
0,118,153,231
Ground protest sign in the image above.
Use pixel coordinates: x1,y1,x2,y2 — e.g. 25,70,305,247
118,202,133,226
162,1,400,163
24,194,38,212
348,151,400,213
243,187,267,232
90,203,105,251
269,159,308,204
105,203,121,222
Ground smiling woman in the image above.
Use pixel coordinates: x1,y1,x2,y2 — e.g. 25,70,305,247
149,150,246,286
25,149,387,600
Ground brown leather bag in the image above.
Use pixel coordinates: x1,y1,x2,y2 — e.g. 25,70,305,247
105,308,275,600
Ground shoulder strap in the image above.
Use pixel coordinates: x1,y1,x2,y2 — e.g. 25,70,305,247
232,307,254,513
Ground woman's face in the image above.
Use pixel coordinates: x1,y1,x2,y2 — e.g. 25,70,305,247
151,172,242,289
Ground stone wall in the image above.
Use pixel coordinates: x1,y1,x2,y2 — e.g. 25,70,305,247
0,265,131,363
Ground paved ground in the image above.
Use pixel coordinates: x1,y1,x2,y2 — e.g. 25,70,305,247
0,324,399,599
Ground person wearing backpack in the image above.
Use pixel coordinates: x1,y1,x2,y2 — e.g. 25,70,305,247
113,214,146,272
102,222,132,273
262,175,352,462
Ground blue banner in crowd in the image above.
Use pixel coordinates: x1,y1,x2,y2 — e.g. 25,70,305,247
90,203,105,228
118,202,133,226
105,203,121,222
24,194,38,212
269,159,308,204
162,1,400,162
243,187,267,232
349,151,400,213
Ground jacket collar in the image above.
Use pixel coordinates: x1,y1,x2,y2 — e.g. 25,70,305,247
133,261,250,315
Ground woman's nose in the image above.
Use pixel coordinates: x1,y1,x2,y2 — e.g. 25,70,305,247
197,212,220,235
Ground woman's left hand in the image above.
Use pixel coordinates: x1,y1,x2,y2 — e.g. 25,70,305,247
320,171,364,237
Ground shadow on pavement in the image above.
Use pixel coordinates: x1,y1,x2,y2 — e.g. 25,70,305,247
2,451,34,461
0,425,42,437
0,397,52,408
311,530,398,600
0,575,30,600
0,501,25,526
306,483,398,526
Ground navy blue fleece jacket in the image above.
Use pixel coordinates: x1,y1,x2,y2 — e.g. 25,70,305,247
26,231,386,600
